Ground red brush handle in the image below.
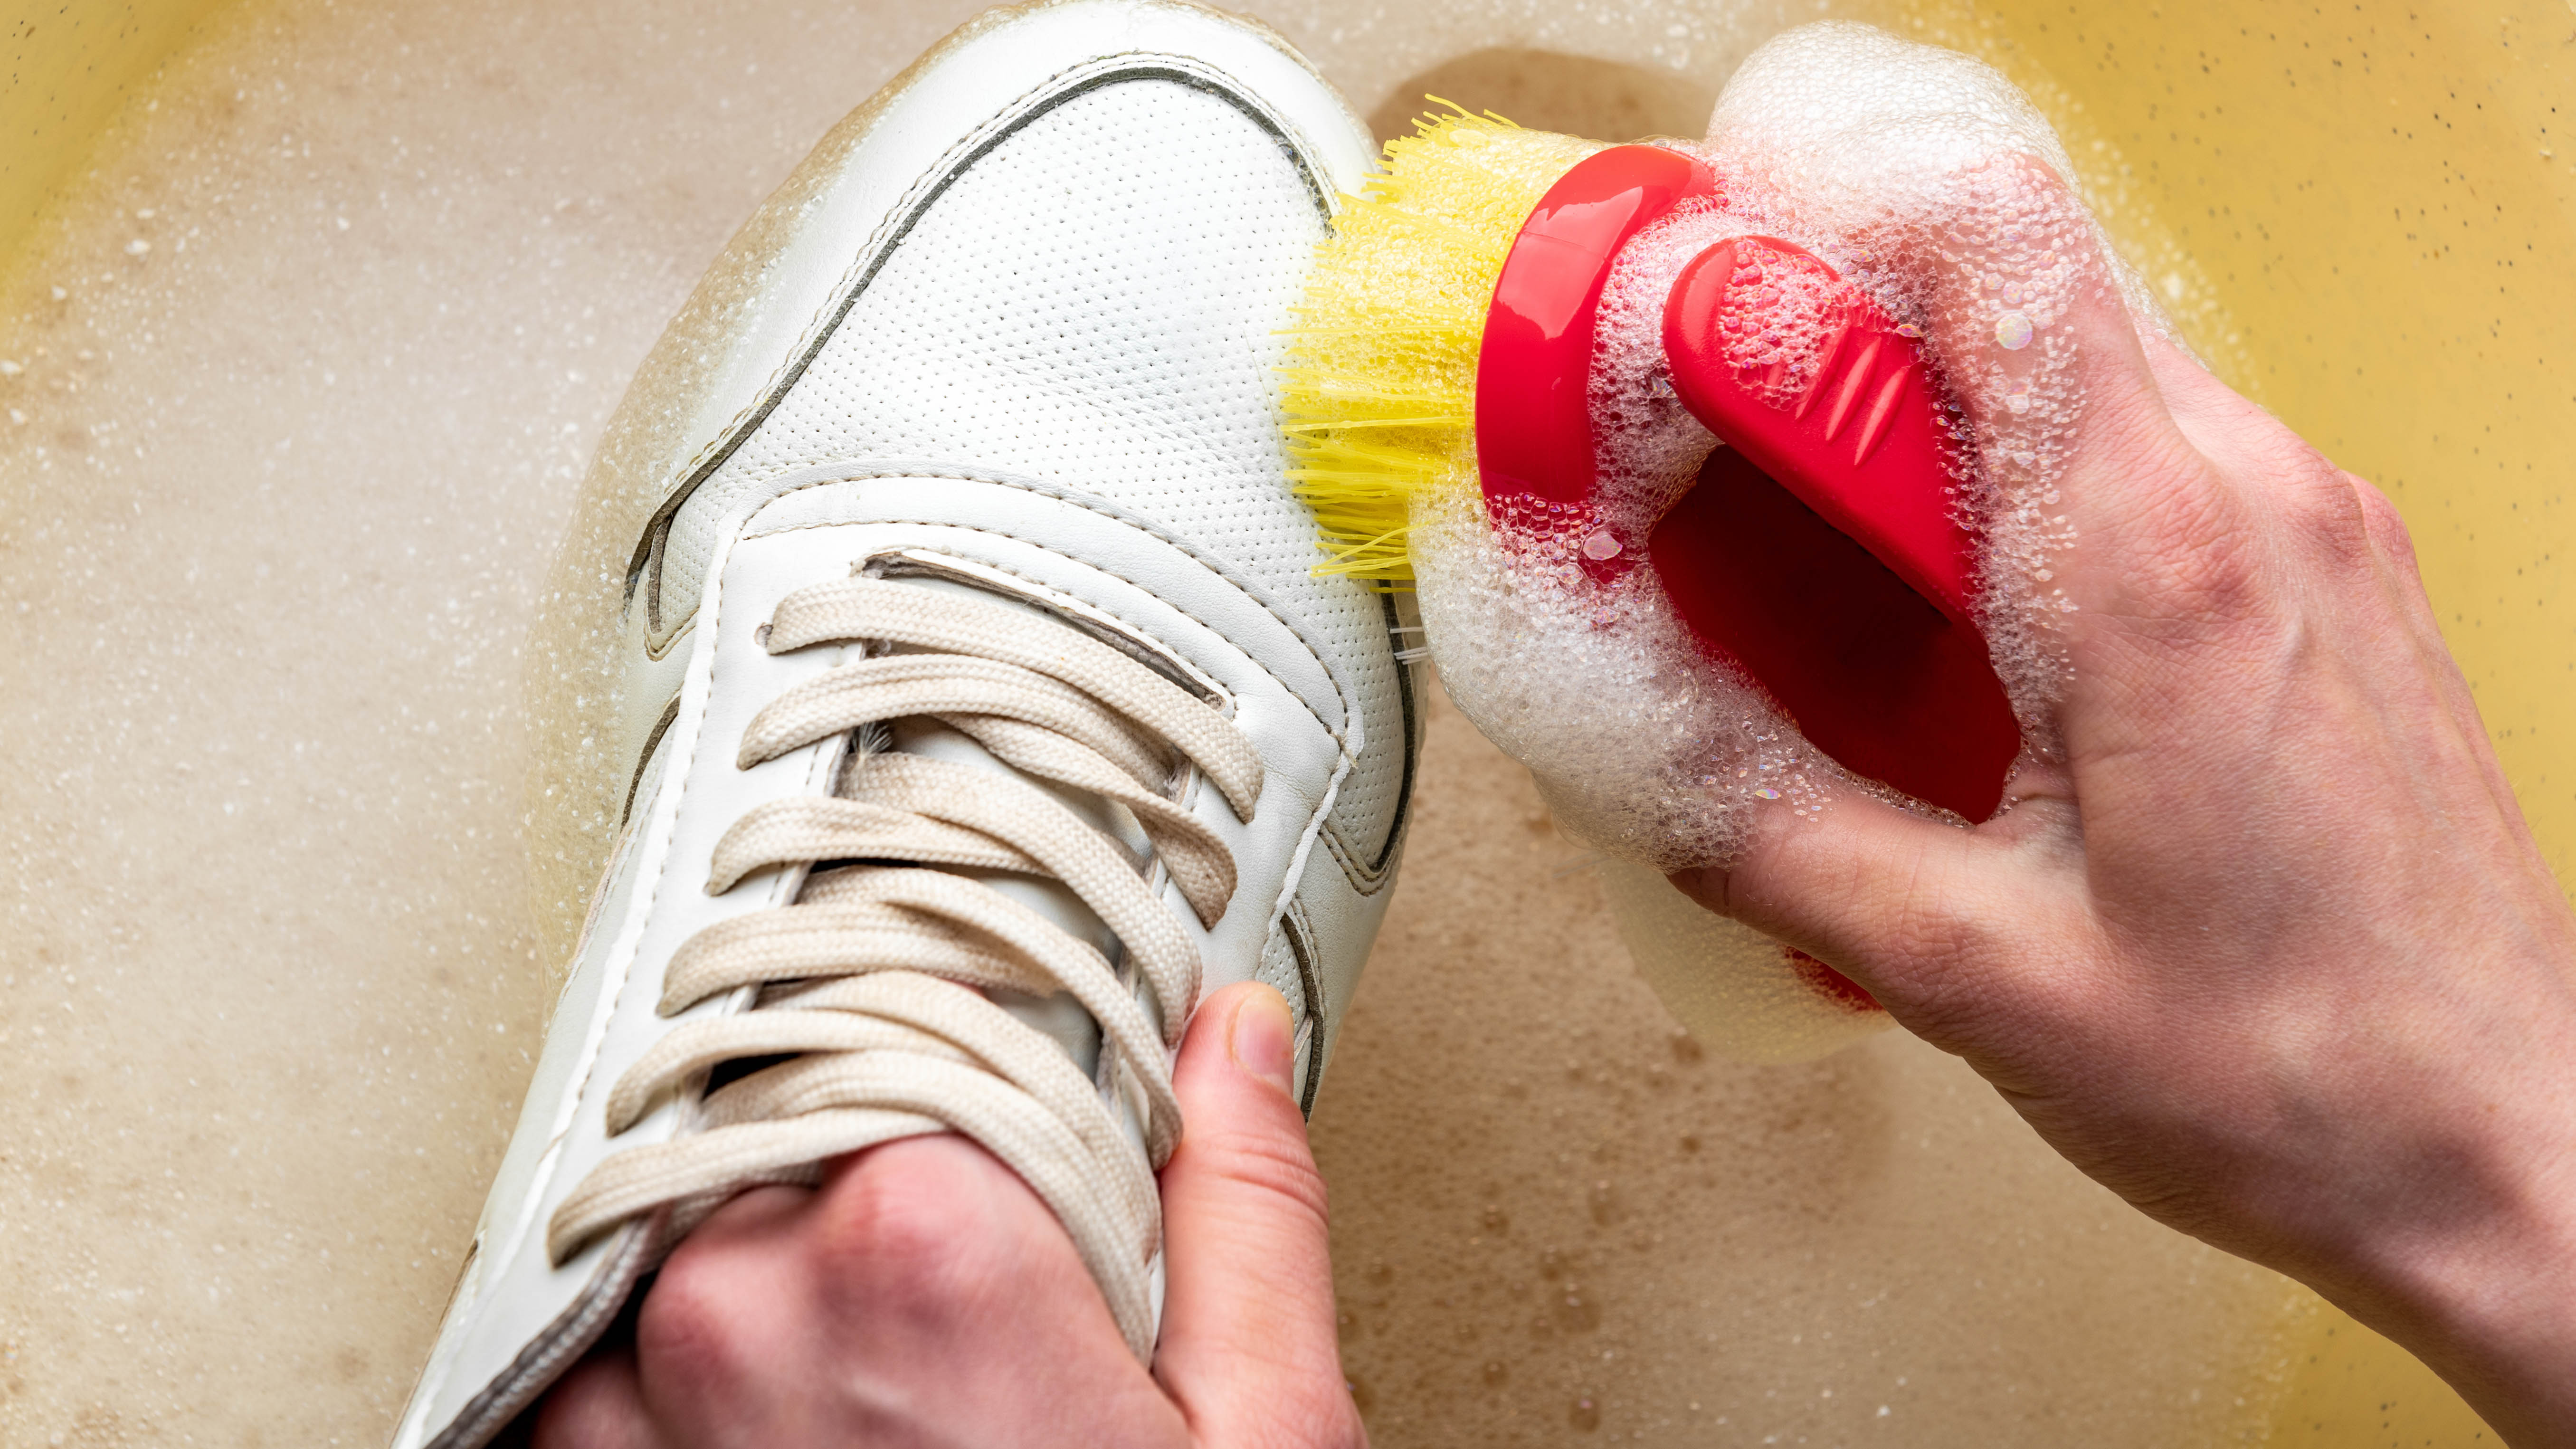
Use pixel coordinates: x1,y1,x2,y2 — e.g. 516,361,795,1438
1662,237,1976,623
1474,147,2021,819
1477,145,1717,507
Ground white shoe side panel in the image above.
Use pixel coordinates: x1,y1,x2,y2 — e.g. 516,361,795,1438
403,520,861,1440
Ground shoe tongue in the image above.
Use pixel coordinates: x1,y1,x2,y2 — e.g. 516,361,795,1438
835,573,1148,1079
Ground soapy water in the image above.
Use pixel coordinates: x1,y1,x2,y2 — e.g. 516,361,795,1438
1415,22,2167,885
0,0,2433,1439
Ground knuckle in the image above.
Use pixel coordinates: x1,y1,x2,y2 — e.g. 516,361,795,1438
1189,1120,1332,1229
2347,472,2420,567
637,1234,764,1386
2084,440,2270,630
809,1144,1018,1316
2278,469,2374,562
2140,533,2264,630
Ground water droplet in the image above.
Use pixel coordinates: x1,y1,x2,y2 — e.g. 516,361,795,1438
1580,528,1622,561
1570,1396,1602,1431
1995,311,2034,349
124,238,150,256
1894,322,1923,338
1754,788,1781,800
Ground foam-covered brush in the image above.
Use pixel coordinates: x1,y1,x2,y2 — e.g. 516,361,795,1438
1280,28,2096,1060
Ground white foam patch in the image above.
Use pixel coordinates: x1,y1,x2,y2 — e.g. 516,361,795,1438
1413,489,1839,872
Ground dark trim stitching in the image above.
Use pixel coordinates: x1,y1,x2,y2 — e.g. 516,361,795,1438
1369,590,1420,873
618,695,684,828
422,1219,653,1449
869,549,1226,706
1282,899,1324,1118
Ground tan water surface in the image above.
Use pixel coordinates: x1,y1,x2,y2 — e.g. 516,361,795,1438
4,0,2563,1444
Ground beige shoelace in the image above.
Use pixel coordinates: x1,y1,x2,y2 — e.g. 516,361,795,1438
548,574,1262,1357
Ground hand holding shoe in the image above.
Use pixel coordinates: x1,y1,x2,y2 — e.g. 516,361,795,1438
534,984,1363,1449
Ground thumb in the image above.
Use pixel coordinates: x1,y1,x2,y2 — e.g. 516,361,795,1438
1670,782,2090,1060
1152,982,1365,1449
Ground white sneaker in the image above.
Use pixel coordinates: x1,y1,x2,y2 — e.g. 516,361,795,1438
391,5,1407,1442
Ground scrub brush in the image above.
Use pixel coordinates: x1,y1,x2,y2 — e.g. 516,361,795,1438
1280,107,2021,1062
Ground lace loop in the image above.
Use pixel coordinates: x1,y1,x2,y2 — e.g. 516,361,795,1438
547,578,1252,1362
766,577,1264,818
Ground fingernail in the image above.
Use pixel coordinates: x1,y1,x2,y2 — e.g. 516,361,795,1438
1228,986,1296,1097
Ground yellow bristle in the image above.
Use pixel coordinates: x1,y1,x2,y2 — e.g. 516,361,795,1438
1280,106,1605,583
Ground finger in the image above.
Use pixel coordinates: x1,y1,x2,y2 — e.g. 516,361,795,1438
638,1135,1179,1448
2129,339,2512,830
530,1345,665,1449
1885,151,2279,691
1153,983,1363,1449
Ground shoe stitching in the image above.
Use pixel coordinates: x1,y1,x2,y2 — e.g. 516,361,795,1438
751,518,1328,740
478,520,743,1328
1278,896,1326,1116
869,546,1236,709
421,1220,654,1449
419,566,727,1441
1316,814,1401,898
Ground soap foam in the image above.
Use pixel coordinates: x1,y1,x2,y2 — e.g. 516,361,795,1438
1696,21,2166,733
1415,22,2164,881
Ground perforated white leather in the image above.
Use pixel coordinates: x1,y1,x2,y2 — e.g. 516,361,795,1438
663,74,1411,871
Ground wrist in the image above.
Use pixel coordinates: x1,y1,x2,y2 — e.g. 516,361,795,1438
2320,1069,2576,1443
